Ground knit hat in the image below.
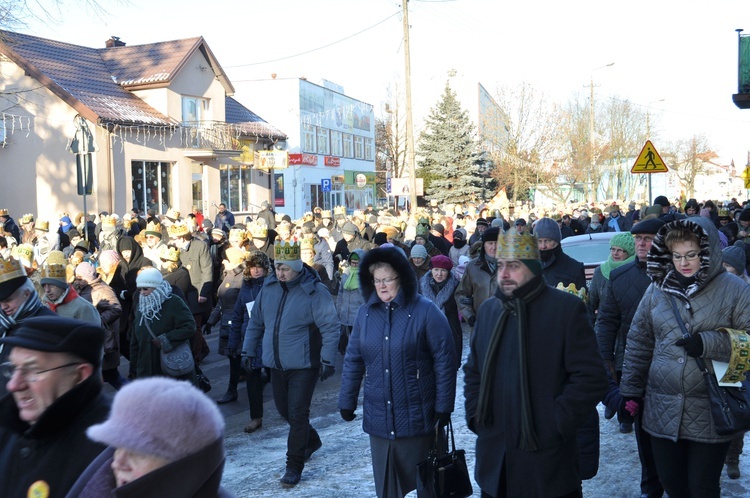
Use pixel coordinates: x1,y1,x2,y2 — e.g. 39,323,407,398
723,243,746,275
202,220,214,231
60,216,73,233
135,267,163,289
515,218,527,226
74,262,98,283
98,250,121,271
87,377,224,461
0,316,105,368
410,244,429,260
431,223,445,235
482,226,501,244
491,218,504,228
533,217,561,243
610,232,635,257
476,218,489,227
373,232,388,246
653,195,670,207
431,254,453,271
342,221,358,235
225,247,246,265
740,210,750,223
453,230,465,241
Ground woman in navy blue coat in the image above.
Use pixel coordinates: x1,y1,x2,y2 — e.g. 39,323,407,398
338,246,457,498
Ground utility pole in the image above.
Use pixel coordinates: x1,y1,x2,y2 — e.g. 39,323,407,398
402,0,417,213
588,62,614,203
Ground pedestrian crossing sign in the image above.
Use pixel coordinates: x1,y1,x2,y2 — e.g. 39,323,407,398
631,140,668,174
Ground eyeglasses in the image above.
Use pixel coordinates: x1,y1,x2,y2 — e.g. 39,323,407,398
672,252,700,262
373,276,399,286
610,248,627,254
634,235,654,243
0,362,81,383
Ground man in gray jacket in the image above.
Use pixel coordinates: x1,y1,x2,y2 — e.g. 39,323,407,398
242,240,340,488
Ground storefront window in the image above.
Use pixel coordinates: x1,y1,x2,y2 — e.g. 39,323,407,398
220,164,253,211
132,161,171,214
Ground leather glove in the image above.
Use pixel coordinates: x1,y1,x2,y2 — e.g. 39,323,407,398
320,364,335,382
202,323,213,335
241,356,254,372
340,409,356,422
676,333,703,357
619,396,641,417
434,412,451,428
467,315,476,327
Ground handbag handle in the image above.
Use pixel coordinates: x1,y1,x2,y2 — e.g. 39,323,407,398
669,297,709,373
433,417,456,457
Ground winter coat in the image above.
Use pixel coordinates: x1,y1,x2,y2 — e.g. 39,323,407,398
420,272,462,364
130,294,197,382
337,270,365,327
207,265,244,355
454,255,497,325
43,286,102,324
464,282,608,497
75,277,122,371
0,376,110,498
620,216,750,443
449,244,470,268
243,265,340,371
333,234,376,264
179,238,214,314
115,236,151,323
64,437,233,498
256,208,276,230
605,214,632,232
595,259,650,373
163,266,192,302
541,245,587,291
229,276,266,369
338,247,457,440
313,237,334,280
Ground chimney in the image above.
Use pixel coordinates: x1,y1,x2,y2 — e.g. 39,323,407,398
105,36,126,48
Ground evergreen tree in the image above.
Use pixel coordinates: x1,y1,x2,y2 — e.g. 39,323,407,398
417,82,479,204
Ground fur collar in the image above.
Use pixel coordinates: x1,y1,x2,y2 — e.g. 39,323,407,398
360,247,418,304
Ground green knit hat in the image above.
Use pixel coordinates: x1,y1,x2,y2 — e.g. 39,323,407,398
611,232,635,257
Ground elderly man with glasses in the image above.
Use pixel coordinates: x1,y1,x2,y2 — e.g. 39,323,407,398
0,316,109,498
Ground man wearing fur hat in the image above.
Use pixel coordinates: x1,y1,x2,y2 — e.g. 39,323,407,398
0,316,110,497
464,231,607,497
455,226,501,328
242,239,340,487
40,251,100,324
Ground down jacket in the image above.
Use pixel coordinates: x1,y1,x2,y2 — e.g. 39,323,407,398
242,264,339,370
620,216,750,443
338,247,457,440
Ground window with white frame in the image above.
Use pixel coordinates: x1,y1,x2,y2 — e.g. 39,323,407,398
364,138,373,161
331,131,343,157
343,133,353,158
354,136,364,159
182,96,209,125
302,123,316,153
317,127,330,155
132,161,172,215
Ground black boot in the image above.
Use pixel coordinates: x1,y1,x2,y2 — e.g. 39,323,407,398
216,388,238,404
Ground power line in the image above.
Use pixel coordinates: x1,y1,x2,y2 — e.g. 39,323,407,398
224,11,401,69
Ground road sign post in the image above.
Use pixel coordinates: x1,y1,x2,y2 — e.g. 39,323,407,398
631,140,668,203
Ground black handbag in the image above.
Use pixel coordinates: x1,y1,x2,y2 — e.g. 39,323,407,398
416,419,473,498
670,297,750,436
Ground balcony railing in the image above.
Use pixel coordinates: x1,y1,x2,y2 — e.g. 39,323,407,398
181,121,245,151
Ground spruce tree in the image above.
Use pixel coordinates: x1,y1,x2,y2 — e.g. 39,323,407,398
417,82,479,204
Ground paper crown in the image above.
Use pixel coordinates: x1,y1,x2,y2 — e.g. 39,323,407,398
556,282,588,303
47,250,67,266
300,238,315,252
496,231,540,261
167,221,190,238
719,208,731,218
40,263,67,281
35,220,49,231
20,213,34,224
228,228,247,242
0,209,8,217
248,223,268,239
145,221,162,237
101,215,116,228
303,211,313,222
166,207,181,220
159,245,181,262
333,206,346,218
12,244,34,265
274,240,301,262
0,257,27,284
321,210,332,219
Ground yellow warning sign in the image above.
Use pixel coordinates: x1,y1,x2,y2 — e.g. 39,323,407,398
631,140,668,174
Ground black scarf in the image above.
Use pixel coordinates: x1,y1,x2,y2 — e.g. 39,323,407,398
476,273,546,451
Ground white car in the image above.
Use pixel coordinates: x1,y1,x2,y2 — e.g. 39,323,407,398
560,232,618,281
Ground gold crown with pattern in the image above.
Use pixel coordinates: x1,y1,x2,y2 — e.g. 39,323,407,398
229,228,247,242
145,221,162,236
248,223,268,239
12,244,34,265
40,263,67,281
20,213,34,224
167,221,190,238
300,238,315,252
166,208,181,220
35,220,49,232
333,206,346,218
321,210,332,219
274,240,301,262
0,257,27,284
159,245,181,262
496,231,540,261
101,215,116,228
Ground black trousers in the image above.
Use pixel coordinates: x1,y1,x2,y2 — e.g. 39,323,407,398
271,368,321,471
634,414,664,496
650,436,730,498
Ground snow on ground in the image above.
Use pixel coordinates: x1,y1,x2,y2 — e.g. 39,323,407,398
219,329,750,497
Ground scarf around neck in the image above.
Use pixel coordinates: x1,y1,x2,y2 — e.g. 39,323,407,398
343,266,360,291
0,289,44,356
599,254,635,280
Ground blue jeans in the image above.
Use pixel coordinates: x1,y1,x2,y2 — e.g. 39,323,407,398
271,368,320,471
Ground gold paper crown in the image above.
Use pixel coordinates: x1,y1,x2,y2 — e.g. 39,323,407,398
13,244,34,265
556,282,588,303
47,250,67,266
303,211,313,222
167,221,190,238
333,206,346,218
145,221,162,235
274,240,301,262
36,220,49,231
228,228,247,242
497,231,540,261
166,208,181,220
0,257,27,283
719,208,730,218
101,215,116,228
300,238,315,252
0,209,8,217
20,213,34,224
159,245,181,262
321,210,332,218
248,223,268,239
41,263,67,281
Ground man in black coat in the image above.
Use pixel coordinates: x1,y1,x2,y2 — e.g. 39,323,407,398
464,230,607,497
595,217,665,498
0,316,110,498
534,217,586,292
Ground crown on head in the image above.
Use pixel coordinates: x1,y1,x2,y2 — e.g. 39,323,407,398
0,257,27,283
496,231,540,261
167,221,190,238
274,240,301,262
166,208,181,220
300,238,315,252
0,209,8,217
159,245,181,262
20,213,34,224
41,263,67,281
46,250,67,266
248,223,268,239
228,228,247,242
556,282,588,303
321,210,332,219
145,221,162,235
101,215,116,228
12,244,34,265
333,206,346,218
35,220,49,231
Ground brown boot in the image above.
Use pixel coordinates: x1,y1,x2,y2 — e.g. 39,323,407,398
726,458,741,479
244,418,262,433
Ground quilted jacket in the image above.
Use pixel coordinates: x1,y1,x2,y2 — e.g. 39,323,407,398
338,247,457,439
620,216,750,443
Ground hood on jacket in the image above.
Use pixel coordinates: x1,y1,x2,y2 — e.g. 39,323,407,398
116,236,147,270
647,216,724,297
360,246,418,304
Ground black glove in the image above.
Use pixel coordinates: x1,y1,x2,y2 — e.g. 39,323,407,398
467,315,476,327
340,409,356,422
320,364,335,382
434,412,451,428
242,356,254,372
203,323,213,335
676,333,703,357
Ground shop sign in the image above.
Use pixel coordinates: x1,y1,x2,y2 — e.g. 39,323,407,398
288,153,318,166
324,156,341,167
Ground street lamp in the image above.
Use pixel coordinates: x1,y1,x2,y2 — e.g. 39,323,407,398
588,62,615,203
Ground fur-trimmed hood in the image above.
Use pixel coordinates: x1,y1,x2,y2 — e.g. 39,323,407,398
647,215,725,299
360,246,418,304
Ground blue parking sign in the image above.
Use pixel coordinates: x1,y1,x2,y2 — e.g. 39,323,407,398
321,178,332,192
386,177,391,193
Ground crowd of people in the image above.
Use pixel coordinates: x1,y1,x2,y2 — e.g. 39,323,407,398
0,193,749,497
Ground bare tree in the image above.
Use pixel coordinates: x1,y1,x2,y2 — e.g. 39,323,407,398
375,84,408,202
1,0,113,31
662,134,719,198
600,97,647,200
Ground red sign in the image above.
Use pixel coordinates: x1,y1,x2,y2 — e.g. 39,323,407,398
288,153,318,166
324,156,341,167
